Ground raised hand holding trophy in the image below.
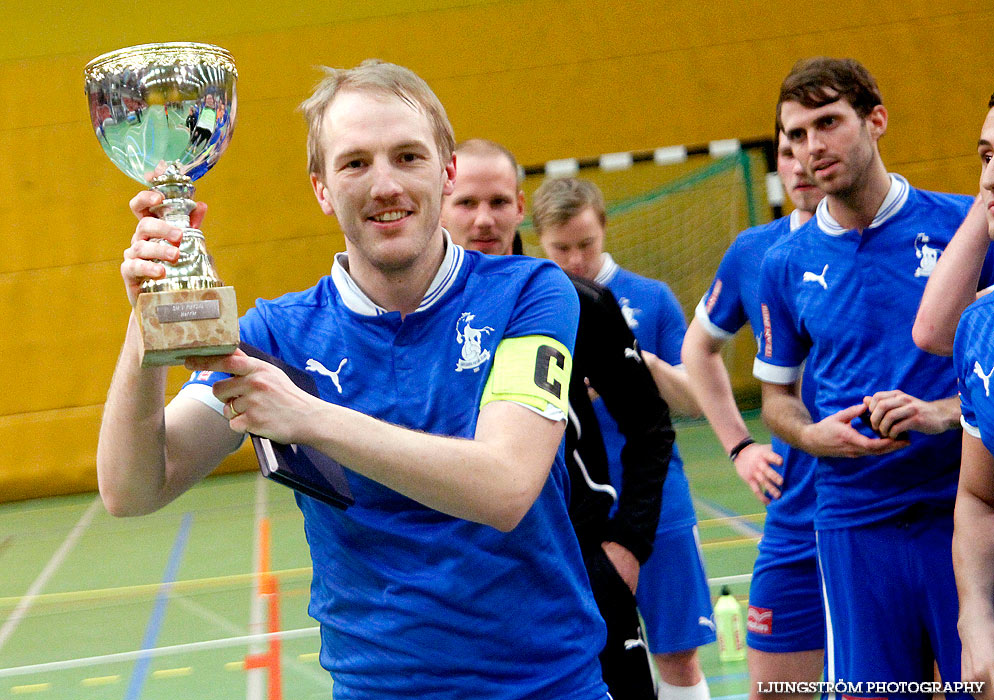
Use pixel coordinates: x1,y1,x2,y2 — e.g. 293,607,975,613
85,42,239,367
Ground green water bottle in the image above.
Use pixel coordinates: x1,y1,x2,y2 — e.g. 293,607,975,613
714,585,747,663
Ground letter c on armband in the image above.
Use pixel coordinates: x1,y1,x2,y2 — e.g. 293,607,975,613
534,345,566,399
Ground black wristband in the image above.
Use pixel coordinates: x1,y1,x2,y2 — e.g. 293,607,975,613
729,437,756,462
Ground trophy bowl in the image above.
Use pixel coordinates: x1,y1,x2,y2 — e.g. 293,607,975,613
84,43,239,367
84,42,237,186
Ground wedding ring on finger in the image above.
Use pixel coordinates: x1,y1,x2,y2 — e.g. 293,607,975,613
227,400,241,418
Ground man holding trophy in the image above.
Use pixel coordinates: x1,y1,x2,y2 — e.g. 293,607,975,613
93,48,610,699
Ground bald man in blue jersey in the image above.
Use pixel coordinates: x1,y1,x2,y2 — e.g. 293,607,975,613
96,60,609,699
442,138,675,700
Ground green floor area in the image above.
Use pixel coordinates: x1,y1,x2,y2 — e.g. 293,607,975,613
0,416,768,699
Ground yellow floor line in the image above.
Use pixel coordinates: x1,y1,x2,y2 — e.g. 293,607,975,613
697,513,766,527
0,567,313,610
701,536,760,550
81,675,120,686
11,683,51,694
152,666,193,679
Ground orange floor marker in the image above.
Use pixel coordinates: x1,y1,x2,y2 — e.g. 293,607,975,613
244,518,283,700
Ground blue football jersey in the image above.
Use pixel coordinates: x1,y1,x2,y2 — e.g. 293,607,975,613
181,240,608,699
592,255,696,532
696,211,816,538
754,174,992,529
955,294,994,455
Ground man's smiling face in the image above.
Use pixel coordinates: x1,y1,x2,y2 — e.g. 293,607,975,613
310,89,455,273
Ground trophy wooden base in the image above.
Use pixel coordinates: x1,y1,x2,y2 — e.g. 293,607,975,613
136,286,239,367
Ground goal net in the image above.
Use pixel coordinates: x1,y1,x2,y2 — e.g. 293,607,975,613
518,141,778,402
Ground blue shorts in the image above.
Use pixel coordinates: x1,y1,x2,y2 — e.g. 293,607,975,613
636,524,716,654
747,531,825,653
816,508,965,699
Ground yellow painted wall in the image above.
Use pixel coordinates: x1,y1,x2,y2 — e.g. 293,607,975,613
2,0,992,501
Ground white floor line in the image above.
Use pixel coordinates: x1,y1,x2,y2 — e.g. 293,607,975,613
175,594,330,686
175,594,246,637
0,496,102,654
693,498,763,538
707,573,753,587
0,627,321,679
247,473,268,700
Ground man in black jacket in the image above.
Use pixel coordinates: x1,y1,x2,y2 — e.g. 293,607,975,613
442,138,674,699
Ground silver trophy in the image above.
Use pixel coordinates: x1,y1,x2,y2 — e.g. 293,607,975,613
84,42,239,366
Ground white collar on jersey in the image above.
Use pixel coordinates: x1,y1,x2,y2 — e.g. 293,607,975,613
814,173,910,236
788,209,805,231
594,252,620,285
330,229,465,316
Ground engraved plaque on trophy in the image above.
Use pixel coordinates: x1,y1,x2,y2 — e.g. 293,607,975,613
84,42,239,367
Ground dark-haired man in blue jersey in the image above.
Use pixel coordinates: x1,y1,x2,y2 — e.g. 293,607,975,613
682,132,825,700
755,57,991,696
96,60,609,699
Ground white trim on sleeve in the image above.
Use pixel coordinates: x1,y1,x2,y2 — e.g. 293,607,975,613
962,415,982,439
694,298,735,341
175,382,225,416
753,358,801,384
512,400,566,423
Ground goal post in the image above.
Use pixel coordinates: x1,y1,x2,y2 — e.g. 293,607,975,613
518,138,780,404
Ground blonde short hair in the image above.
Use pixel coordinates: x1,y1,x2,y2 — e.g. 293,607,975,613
299,59,455,177
531,177,606,234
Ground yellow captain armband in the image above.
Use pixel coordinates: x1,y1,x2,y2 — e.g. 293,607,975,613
480,335,572,417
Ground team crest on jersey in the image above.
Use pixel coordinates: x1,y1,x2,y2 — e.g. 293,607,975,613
455,312,494,372
974,362,994,398
619,297,640,330
705,281,723,315
914,233,940,278
747,605,772,634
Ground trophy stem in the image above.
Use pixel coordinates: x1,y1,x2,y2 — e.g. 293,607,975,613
141,163,224,294
153,197,196,229
150,163,196,227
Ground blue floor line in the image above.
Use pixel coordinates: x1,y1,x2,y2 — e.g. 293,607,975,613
695,496,764,536
124,512,193,700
